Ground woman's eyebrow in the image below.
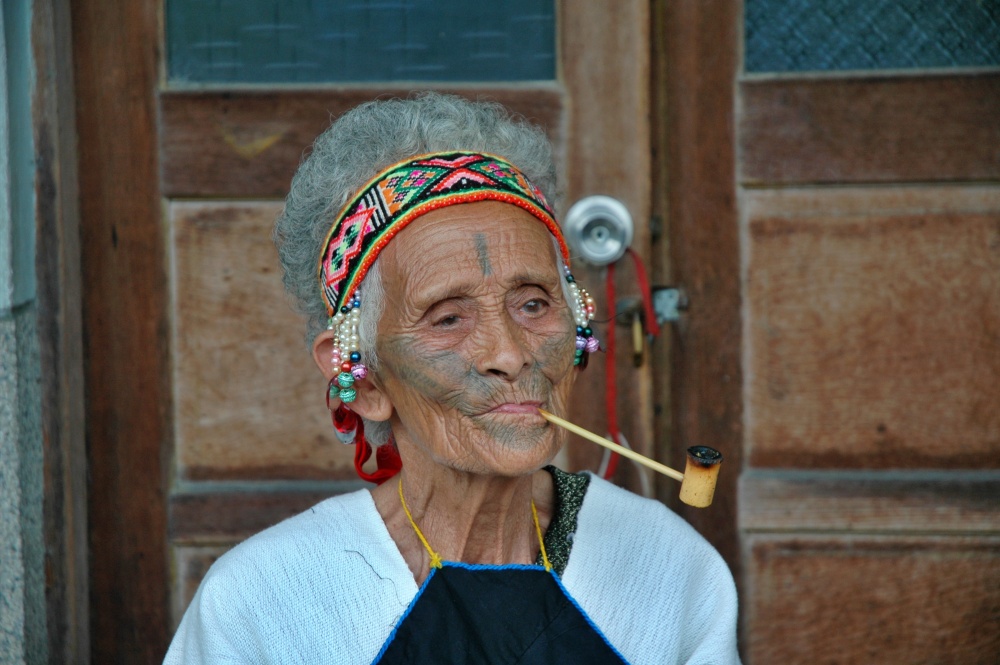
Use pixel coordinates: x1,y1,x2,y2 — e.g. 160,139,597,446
411,282,478,310
411,270,560,307
509,272,561,289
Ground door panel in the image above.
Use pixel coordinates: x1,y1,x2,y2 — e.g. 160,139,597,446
160,89,564,198
740,75,1000,185
746,535,1000,662
745,188,1000,469
170,201,352,481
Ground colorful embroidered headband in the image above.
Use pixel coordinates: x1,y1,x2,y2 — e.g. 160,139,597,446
319,151,569,316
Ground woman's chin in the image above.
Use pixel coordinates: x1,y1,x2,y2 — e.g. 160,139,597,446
466,431,561,477
400,418,562,477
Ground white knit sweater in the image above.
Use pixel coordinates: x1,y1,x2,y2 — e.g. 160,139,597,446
164,474,740,664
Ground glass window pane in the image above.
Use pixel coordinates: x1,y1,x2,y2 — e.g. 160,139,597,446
746,0,1000,73
166,0,556,84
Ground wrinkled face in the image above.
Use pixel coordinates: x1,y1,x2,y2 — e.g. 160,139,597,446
374,201,578,476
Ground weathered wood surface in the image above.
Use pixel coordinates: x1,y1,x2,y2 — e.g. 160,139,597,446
170,201,358,480
160,87,563,198
661,0,742,569
649,0,675,510
739,470,1000,533
72,0,169,660
740,72,1000,185
168,484,363,543
744,185,1000,218
746,534,1000,663
745,188,1000,468
32,0,90,661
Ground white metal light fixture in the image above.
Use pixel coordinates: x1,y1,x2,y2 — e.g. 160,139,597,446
563,195,634,266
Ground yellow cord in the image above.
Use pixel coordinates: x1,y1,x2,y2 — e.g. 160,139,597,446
532,500,552,572
399,477,443,569
398,476,551,572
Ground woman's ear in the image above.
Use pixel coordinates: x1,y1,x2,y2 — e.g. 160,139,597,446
311,330,338,380
312,330,394,422
350,374,394,423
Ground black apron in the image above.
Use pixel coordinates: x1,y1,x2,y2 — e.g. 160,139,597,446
372,562,630,664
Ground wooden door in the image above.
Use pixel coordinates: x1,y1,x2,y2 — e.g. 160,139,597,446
656,1,999,662
73,2,665,661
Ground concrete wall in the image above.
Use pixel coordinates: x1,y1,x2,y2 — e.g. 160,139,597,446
0,305,45,664
0,0,47,662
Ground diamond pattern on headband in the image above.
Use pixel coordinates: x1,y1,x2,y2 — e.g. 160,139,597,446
318,151,566,315
430,167,496,193
322,207,374,308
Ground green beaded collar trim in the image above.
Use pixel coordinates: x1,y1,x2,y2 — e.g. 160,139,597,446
536,466,591,576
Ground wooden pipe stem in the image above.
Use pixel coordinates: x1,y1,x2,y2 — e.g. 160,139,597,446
537,409,685,483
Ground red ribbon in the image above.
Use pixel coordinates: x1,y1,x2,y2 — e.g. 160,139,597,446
328,385,402,484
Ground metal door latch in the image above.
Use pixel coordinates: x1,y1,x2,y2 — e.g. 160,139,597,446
652,287,688,323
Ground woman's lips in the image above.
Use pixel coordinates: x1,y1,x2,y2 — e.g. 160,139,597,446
482,401,543,415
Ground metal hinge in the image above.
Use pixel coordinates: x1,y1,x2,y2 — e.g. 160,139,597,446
652,287,688,324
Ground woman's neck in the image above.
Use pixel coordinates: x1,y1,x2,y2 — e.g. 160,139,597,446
370,459,554,584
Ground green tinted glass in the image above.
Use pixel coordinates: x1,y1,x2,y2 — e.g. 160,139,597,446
167,0,556,84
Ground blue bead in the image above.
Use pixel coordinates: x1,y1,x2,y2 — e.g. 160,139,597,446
350,351,361,362
352,299,361,308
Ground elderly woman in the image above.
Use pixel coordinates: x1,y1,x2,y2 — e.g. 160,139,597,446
165,93,739,664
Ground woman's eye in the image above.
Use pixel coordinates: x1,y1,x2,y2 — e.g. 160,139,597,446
522,299,549,315
434,314,461,327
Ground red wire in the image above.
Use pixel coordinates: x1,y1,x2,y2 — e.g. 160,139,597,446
602,249,660,480
626,247,661,337
603,262,620,479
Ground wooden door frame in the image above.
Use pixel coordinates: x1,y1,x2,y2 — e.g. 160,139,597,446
32,0,89,661
72,0,170,661
655,0,743,573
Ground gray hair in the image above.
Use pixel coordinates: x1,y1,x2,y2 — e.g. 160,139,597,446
273,93,560,445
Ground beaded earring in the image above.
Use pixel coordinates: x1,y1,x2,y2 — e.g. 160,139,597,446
327,288,369,405
565,266,600,366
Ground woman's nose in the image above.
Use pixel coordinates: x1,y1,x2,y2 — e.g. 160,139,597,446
473,312,532,380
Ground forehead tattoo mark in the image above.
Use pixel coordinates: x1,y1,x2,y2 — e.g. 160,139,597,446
474,233,492,277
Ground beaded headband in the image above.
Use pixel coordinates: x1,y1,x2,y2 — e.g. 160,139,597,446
319,151,569,315
319,151,599,408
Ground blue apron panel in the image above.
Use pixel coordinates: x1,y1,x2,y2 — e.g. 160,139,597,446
374,563,629,664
